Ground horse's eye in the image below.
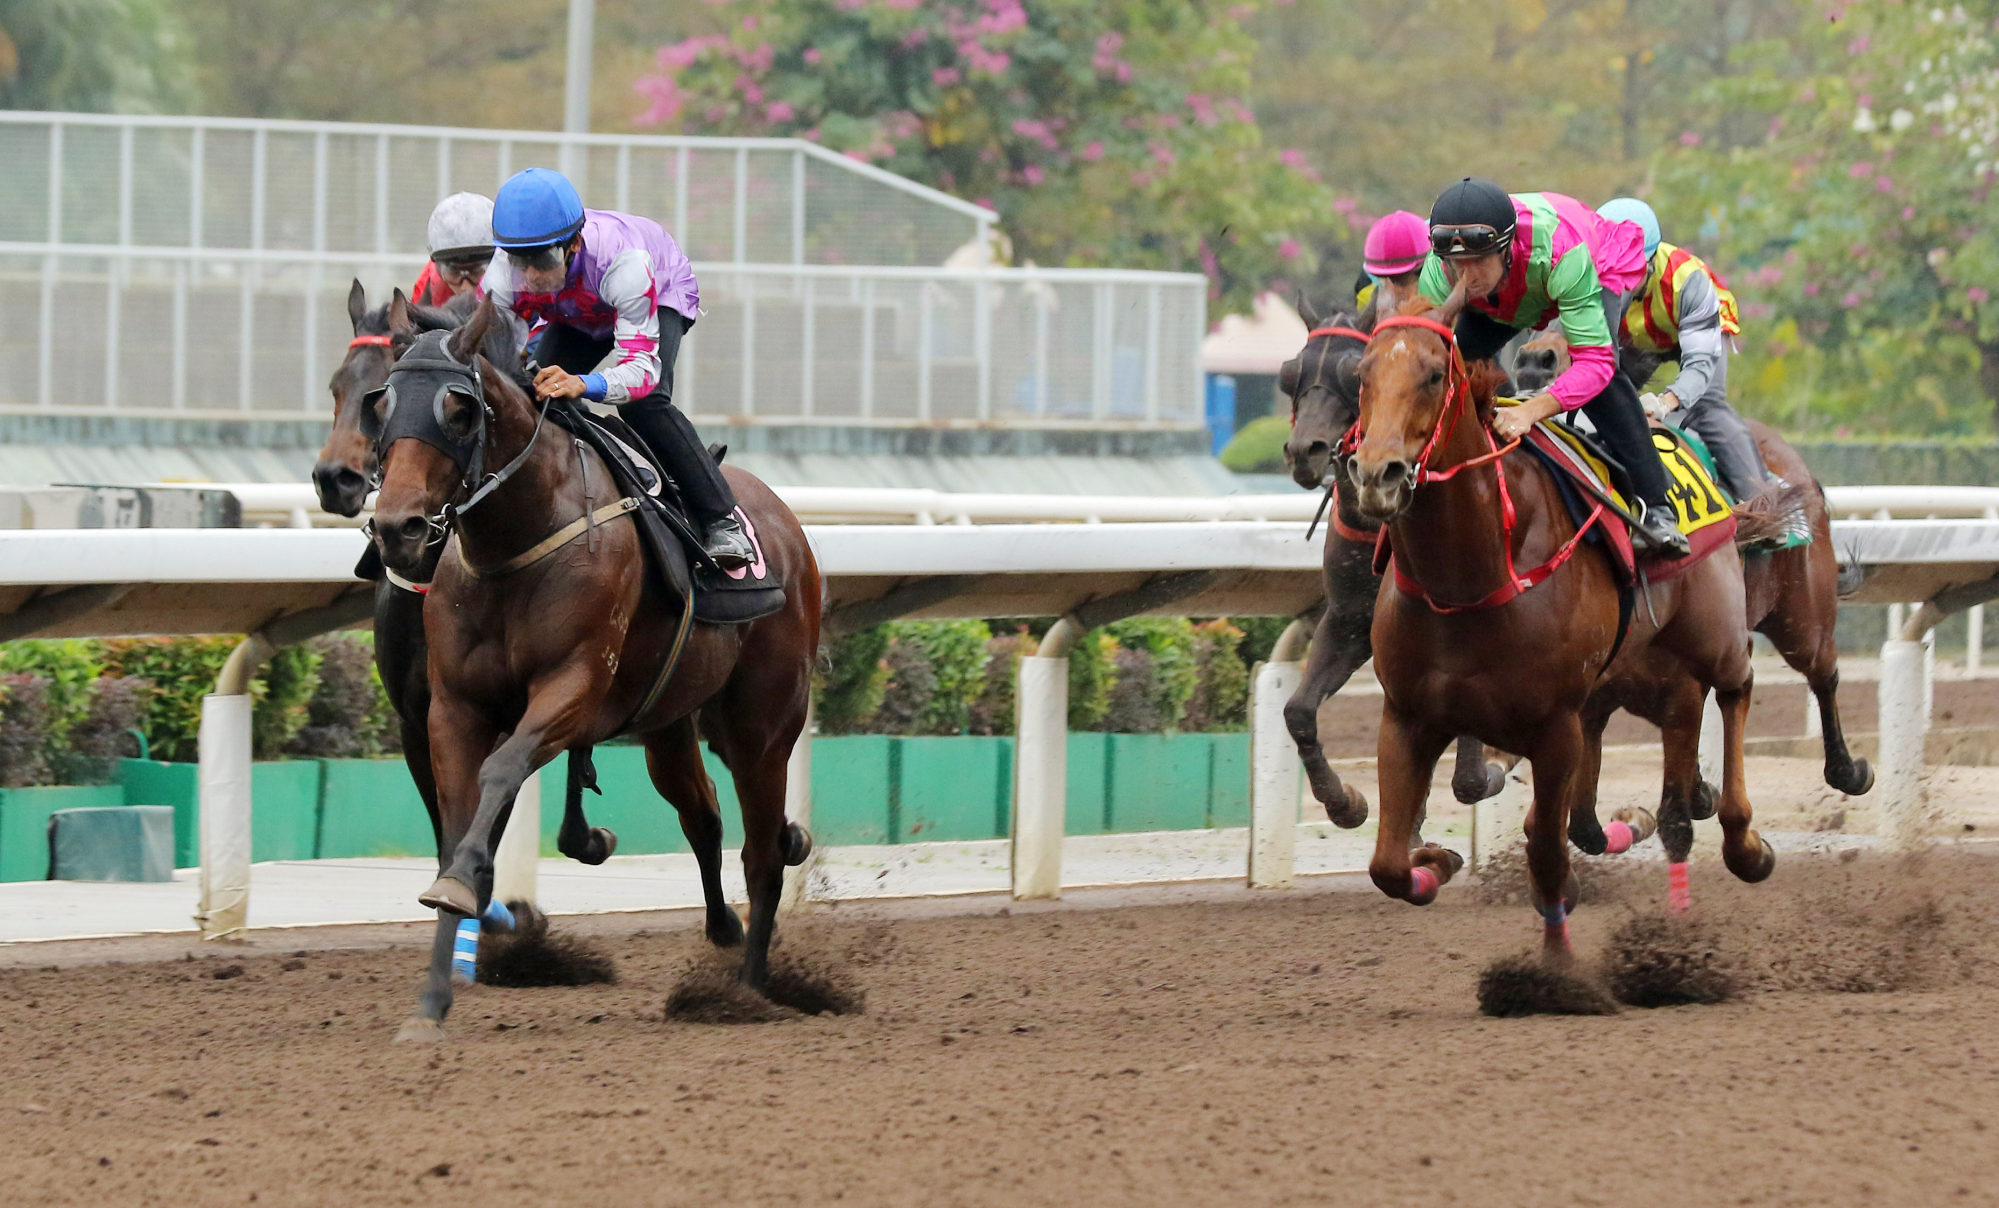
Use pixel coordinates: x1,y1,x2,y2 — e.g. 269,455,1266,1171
1427,370,1444,387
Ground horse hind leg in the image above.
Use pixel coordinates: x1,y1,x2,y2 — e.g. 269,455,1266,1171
1656,694,1707,913
556,746,619,865
643,719,744,948
1714,681,1777,884
1450,736,1509,804
1564,708,1613,855
1810,669,1874,796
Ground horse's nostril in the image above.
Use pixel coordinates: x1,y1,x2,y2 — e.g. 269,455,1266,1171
1379,460,1409,486
397,515,429,542
1305,440,1330,460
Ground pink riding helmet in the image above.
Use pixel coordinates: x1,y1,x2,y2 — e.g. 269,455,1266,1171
1362,210,1430,277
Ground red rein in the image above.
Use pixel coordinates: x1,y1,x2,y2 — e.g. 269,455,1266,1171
348,334,393,348
1356,315,1605,615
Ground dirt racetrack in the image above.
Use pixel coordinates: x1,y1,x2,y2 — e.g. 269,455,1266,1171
6,847,1999,1207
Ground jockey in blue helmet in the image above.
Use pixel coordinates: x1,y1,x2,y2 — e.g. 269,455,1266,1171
484,167,752,567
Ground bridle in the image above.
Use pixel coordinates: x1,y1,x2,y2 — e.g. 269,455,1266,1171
1292,324,1373,541
361,330,552,558
1348,313,1605,614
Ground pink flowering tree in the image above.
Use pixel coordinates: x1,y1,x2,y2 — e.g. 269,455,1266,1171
634,0,1333,312
1659,2,1999,434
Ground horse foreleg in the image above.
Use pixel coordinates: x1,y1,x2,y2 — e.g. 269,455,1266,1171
395,693,496,1041
420,678,591,919
1656,687,1707,914
1449,736,1508,804
1367,706,1458,904
1713,677,1776,884
643,718,744,948
1563,707,1613,855
1284,603,1373,827
1524,715,1586,961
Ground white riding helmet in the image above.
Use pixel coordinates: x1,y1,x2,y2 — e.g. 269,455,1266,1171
426,192,495,260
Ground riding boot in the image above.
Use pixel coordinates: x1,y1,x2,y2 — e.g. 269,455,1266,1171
1578,373,1690,559
621,398,753,568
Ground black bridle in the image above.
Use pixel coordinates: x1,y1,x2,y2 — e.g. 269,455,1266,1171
361,329,550,552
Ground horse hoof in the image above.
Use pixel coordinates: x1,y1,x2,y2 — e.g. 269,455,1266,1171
1439,847,1466,875
708,906,746,948
782,822,813,867
1612,806,1659,843
587,827,618,864
1690,780,1719,821
418,877,479,917
1728,835,1778,884
1568,815,1608,857
393,1017,447,1044
1832,758,1875,797
1324,785,1370,829
1562,869,1583,913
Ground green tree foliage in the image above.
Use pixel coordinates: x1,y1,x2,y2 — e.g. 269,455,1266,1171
1102,617,1200,731
1182,619,1248,731
817,626,892,734
878,619,991,735
0,0,192,113
98,637,239,765
1066,631,1117,731
1660,1,1999,434
637,0,1333,311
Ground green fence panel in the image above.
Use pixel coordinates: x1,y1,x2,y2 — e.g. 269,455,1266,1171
1208,732,1251,828
1106,734,1215,833
250,761,323,862
119,758,199,867
810,735,892,846
317,759,433,858
896,736,1010,843
1063,732,1108,836
0,785,126,882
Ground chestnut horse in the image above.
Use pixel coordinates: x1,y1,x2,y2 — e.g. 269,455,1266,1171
366,294,820,1038
1349,286,1777,959
1289,310,1871,912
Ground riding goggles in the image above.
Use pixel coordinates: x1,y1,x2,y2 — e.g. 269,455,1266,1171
432,249,494,283
504,243,568,274
1429,223,1513,259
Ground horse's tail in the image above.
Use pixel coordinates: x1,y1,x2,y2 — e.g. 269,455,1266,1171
1730,478,1812,548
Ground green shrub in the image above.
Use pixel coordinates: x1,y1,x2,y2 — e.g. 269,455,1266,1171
1100,646,1162,732
255,644,323,759
0,639,105,749
58,676,150,785
969,629,1033,736
1105,618,1200,732
1231,616,1294,669
817,627,890,734
1184,620,1249,731
1219,414,1291,474
290,635,385,759
877,620,991,735
1066,631,1116,731
100,637,240,764
0,674,54,786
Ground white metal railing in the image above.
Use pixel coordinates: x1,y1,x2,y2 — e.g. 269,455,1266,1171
0,113,1206,426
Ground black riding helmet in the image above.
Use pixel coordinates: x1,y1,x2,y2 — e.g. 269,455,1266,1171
1429,177,1516,259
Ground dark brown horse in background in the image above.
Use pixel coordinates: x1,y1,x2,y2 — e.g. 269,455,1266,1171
1349,286,1780,961
366,294,819,1039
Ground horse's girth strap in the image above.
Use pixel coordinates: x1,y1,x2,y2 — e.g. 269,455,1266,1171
462,497,640,580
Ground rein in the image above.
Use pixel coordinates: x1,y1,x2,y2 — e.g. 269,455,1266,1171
1356,314,1602,614
349,334,393,348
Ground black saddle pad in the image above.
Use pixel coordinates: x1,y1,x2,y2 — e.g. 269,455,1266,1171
546,404,785,625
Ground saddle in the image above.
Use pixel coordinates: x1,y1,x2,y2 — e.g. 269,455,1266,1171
543,403,786,625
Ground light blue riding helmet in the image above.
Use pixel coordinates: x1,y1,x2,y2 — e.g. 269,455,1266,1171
1598,197,1661,258
492,168,585,250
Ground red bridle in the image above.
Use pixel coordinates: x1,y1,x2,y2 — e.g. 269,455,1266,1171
1352,314,1604,614
348,334,393,349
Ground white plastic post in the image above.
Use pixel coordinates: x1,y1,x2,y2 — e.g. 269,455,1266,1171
1471,766,1530,871
491,765,540,907
1248,660,1301,889
195,694,253,940
780,696,815,913
1011,655,1067,900
1878,637,1929,851
1697,692,1724,788
1922,624,1936,723
1803,687,1822,738
1970,604,1984,678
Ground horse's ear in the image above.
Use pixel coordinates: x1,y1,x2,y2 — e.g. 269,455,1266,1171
347,279,367,332
387,288,418,345
446,294,496,365
1297,292,1321,331
1433,277,1469,328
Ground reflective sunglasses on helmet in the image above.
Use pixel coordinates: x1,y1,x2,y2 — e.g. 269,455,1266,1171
1429,223,1511,259
432,249,493,282
505,242,568,274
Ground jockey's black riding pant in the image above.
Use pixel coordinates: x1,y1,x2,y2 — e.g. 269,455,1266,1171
1453,297,1672,512
537,317,738,525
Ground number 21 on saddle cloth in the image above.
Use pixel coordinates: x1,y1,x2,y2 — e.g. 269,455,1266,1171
1514,401,1738,586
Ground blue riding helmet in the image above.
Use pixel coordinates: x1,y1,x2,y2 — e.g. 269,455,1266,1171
1598,197,1660,258
493,168,585,250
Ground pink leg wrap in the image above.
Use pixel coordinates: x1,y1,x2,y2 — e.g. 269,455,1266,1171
1602,820,1635,855
1668,861,1692,914
1408,865,1440,905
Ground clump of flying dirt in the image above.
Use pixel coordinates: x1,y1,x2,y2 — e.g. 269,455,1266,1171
1602,913,1739,1007
1466,839,1648,909
1468,844,1532,907
664,950,864,1025
477,904,617,987
1753,860,1950,994
1476,954,1618,1017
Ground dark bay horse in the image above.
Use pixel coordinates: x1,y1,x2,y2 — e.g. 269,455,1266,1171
1349,286,1777,960
366,294,819,1038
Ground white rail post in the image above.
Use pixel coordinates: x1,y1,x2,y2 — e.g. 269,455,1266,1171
1249,619,1310,889
780,695,815,913
490,766,540,907
196,635,274,940
1969,604,1984,678
1012,620,1076,900
1471,767,1531,872
1697,692,1724,788
1879,636,1930,851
